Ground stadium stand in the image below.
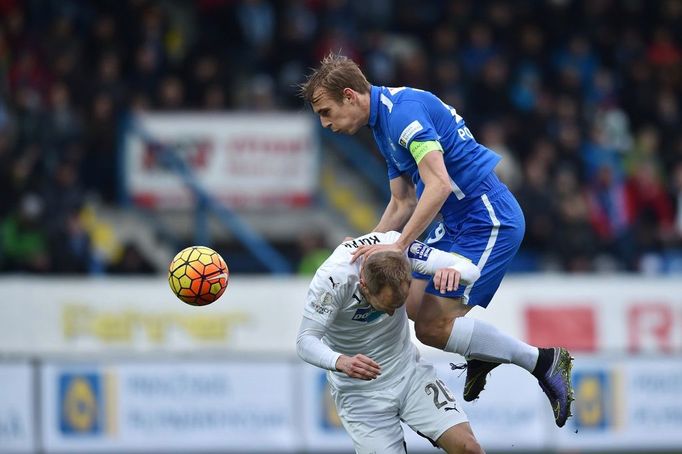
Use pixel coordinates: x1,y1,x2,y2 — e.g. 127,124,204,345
1,0,681,274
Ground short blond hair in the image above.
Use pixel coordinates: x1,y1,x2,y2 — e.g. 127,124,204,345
362,251,411,300
299,53,371,105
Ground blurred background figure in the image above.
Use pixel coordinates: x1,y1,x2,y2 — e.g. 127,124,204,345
1,2,682,453
1,0,680,275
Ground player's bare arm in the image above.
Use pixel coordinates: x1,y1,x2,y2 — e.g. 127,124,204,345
352,150,451,262
395,150,452,248
335,354,381,380
350,176,415,263
374,174,417,233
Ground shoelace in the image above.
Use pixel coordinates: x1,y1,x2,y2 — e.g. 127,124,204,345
449,362,467,377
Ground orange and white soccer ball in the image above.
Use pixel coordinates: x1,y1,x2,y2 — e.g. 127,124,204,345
168,246,229,306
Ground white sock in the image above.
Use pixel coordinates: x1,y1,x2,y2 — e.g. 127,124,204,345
445,317,539,372
445,316,475,356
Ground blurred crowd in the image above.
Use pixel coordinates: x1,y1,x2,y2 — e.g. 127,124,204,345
1,0,681,274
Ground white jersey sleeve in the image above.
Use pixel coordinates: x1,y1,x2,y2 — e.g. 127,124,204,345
406,240,480,285
298,245,358,371
302,258,354,327
296,317,341,371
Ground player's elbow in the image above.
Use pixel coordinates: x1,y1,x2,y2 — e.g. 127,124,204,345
295,333,307,361
428,180,452,200
393,193,417,213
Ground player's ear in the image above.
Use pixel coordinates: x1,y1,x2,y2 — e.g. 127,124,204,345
358,275,367,292
342,88,354,102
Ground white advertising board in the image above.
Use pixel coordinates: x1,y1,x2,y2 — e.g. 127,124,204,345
0,277,304,355
469,275,682,354
125,113,318,208
299,363,354,452
552,355,682,451
41,361,299,453
0,362,35,453
5,354,682,452
1,276,681,356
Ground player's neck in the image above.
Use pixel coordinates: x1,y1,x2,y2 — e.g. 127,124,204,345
358,92,371,125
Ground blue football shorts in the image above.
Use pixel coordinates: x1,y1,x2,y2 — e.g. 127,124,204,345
413,174,525,308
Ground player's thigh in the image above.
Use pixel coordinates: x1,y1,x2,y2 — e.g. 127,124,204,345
331,388,406,454
400,361,469,448
418,292,472,323
436,422,484,454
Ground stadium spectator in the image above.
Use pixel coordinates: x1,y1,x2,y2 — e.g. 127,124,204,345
107,242,156,274
0,0,680,275
0,193,51,272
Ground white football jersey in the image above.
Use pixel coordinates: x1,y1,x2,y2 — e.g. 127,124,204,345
303,231,476,391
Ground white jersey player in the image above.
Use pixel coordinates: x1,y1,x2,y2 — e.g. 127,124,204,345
297,231,484,454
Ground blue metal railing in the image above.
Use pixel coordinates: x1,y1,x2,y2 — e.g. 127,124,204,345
318,126,391,202
120,116,292,274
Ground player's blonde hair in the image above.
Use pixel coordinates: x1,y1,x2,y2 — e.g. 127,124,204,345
299,53,371,105
362,251,411,301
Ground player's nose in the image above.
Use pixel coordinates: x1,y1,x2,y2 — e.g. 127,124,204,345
320,117,332,129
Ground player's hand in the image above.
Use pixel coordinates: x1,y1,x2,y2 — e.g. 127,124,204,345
434,267,461,294
350,243,403,263
335,354,381,380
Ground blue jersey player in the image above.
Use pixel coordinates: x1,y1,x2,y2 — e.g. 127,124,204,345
301,54,574,427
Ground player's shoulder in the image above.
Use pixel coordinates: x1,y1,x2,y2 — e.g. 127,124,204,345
338,231,400,251
383,86,439,107
320,231,400,270
382,87,439,131
308,246,358,298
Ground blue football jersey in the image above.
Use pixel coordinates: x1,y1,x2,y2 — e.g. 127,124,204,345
367,85,501,216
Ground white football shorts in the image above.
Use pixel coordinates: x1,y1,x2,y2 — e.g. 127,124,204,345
331,358,468,454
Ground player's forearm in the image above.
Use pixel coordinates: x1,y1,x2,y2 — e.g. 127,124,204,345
396,183,451,250
374,196,416,232
414,245,480,285
296,318,341,371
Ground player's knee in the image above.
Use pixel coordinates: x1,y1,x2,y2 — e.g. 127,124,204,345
454,434,484,454
441,432,484,454
462,437,484,454
415,316,450,349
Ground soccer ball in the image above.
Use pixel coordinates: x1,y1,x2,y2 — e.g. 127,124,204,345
168,246,229,306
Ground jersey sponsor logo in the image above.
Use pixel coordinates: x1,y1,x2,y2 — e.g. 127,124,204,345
342,235,381,249
408,241,432,261
309,292,333,315
399,120,423,148
352,307,383,323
